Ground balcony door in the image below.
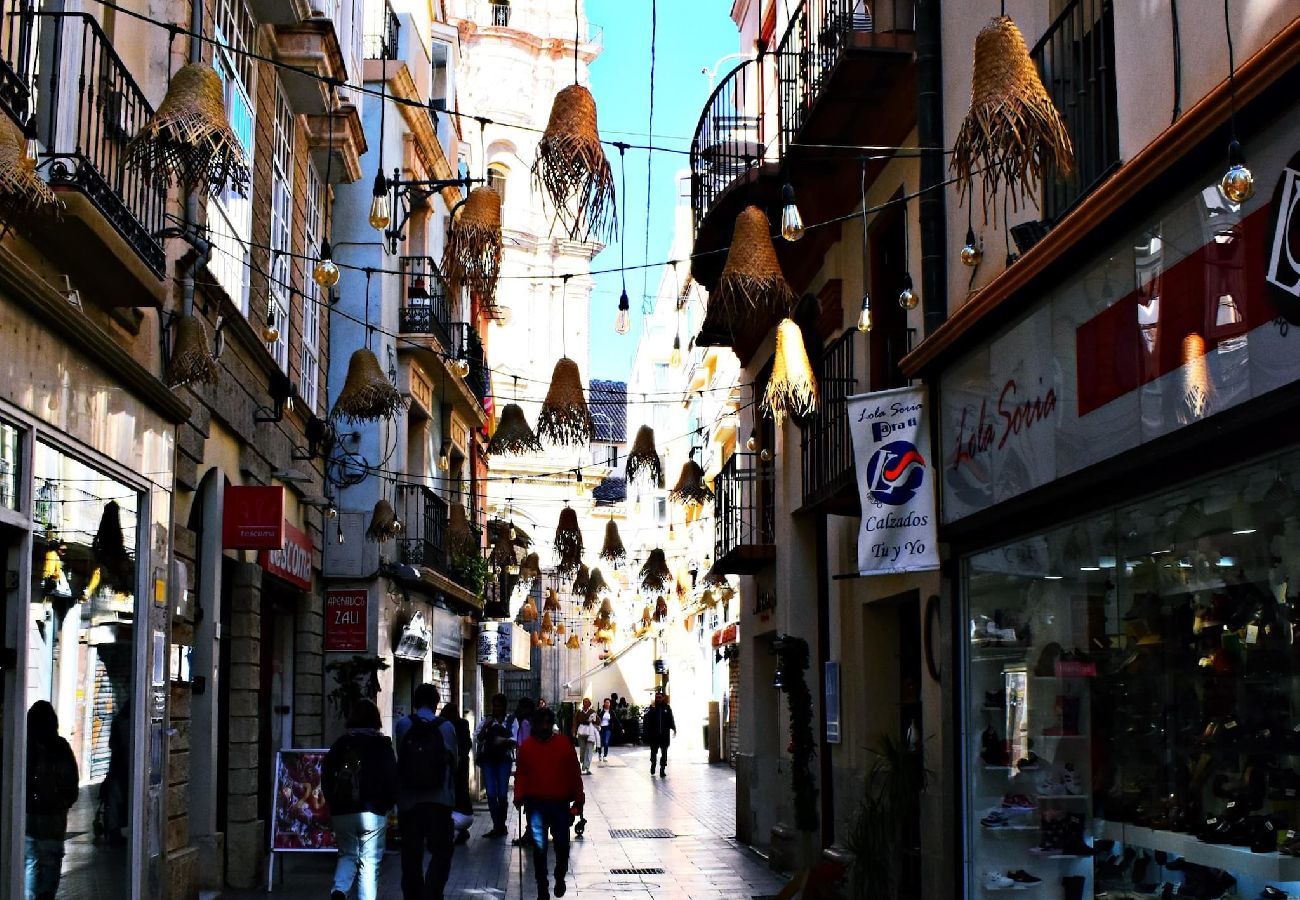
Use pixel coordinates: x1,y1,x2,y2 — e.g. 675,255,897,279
868,199,909,391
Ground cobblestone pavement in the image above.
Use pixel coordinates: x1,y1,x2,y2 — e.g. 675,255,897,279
222,746,788,900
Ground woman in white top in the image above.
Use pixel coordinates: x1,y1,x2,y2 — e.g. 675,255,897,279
574,698,599,774
598,698,614,763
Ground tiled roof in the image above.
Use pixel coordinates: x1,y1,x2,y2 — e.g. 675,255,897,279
593,476,627,505
589,379,627,443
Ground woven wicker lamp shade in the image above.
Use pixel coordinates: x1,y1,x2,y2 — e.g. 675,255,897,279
585,567,607,599
491,534,517,573
366,498,401,543
488,403,542,456
530,631,542,647
520,595,539,623
537,357,593,447
951,16,1074,219
544,588,562,613
625,426,664,488
599,519,626,565
554,506,584,575
572,564,590,596
566,634,581,650
127,63,251,197
447,502,476,555
598,597,614,620
669,460,714,507
333,348,405,422
540,611,554,635
444,186,503,303
166,314,218,387
639,548,671,593
0,115,59,230
763,318,819,421
519,552,541,583
533,84,616,242
715,205,796,313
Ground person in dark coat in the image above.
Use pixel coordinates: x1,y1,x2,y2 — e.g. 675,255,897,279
642,692,678,777
26,700,80,900
322,698,398,900
440,702,474,844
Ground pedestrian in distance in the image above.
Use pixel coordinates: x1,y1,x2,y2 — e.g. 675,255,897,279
25,700,79,900
514,707,584,900
573,698,598,774
440,702,475,844
598,698,614,763
642,691,678,777
474,693,515,838
322,698,398,900
394,683,459,900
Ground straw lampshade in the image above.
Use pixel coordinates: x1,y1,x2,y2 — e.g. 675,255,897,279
1181,332,1212,421
951,15,1074,219
366,498,399,543
566,634,581,650
669,459,714,507
537,357,593,447
625,426,664,488
763,318,819,421
585,568,607,607
488,403,542,456
533,84,616,242
166,314,218,387
544,588,562,613
530,631,542,647
0,115,59,230
333,348,405,422
554,506,584,574
599,519,626,565
653,597,669,622
444,186,503,303
556,622,567,635
127,63,251,197
540,611,554,634
447,502,476,555
572,564,590,596
519,552,541,583
520,595,539,623
599,597,614,620
640,606,653,629
639,548,671,593
714,206,796,313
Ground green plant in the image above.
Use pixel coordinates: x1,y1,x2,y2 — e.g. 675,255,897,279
325,654,389,718
448,549,489,596
774,636,818,832
843,734,928,900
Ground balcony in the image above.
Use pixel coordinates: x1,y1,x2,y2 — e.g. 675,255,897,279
799,329,859,515
1031,0,1119,223
398,256,454,344
446,321,490,411
395,483,448,574
714,452,776,574
274,14,349,114
0,0,33,125
364,0,399,61
489,1,511,28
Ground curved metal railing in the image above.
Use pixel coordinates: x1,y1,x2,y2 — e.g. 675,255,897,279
689,57,764,233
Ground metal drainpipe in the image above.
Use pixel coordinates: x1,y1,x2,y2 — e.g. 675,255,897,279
916,0,947,337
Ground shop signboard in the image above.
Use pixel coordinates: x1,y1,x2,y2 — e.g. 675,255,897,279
711,622,739,647
847,386,940,576
394,611,430,661
324,588,368,652
259,521,313,590
268,749,334,853
222,485,285,549
477,620,529,670
430,606,463,658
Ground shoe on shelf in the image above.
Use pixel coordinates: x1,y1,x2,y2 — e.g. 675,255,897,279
1002,794,1036,810
980,810,1012,829
1016,751,1041,771
1007,870,1041,885
1261,886,1289,899
980,871,1016,891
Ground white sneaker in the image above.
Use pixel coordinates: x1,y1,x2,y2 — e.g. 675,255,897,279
982,871,1016,891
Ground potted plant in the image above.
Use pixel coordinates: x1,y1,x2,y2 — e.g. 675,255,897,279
843,733,928,900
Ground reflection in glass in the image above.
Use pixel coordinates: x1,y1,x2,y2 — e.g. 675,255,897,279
0,420,18,510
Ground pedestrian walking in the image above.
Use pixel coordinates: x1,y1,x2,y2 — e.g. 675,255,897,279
474,693,515,839
509,698,537,848
322,698,398,900
598,698,613,763
440,702,474,844
394,683,459,900
25,700,79,900
514,707,584,900
573,698,598,774
642,692,678,777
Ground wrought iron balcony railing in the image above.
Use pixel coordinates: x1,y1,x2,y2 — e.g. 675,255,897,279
800,328,858,512
689,57,764,233
398,256,453,343
395,483,448,575
1031,0,1119,222
0,0,34,125
364,0,399,60
489,1,511,27
446,322,489,411
715,452,776,568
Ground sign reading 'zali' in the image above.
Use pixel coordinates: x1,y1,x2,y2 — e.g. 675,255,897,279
847,386,940,576
324,589,368,652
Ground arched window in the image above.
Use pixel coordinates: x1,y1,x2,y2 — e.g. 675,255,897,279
487,163,508,207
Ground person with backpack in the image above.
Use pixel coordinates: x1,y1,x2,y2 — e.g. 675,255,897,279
25,700,79,900
474,693,515,838
394,683,459,900
514,707,584,900
322,698,398,900
439,702,474,844
642,692,678,778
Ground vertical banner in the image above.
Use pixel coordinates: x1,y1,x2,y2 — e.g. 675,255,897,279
847,386,940,575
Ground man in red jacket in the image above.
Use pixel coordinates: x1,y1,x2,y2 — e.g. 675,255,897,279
514,706,584,899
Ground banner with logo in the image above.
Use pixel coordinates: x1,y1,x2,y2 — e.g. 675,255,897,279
847,386,939,576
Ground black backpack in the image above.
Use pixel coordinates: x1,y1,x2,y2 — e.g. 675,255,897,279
399,716,447,790
331,737,366,808
28,740,76,814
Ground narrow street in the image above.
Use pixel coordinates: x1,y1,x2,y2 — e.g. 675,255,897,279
221,747,787,900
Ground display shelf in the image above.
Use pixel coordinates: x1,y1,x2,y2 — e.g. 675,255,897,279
1034,794,1088,801
1095,819,1300,881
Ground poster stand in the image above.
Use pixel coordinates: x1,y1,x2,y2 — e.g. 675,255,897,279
266,748,336,891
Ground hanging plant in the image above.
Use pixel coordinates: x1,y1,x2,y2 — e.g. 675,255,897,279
537,357,594,447
554,506,584,575
599,519,626,565
625,426,664,488
639,548,671,593
325,655,389,718
669,459,714,507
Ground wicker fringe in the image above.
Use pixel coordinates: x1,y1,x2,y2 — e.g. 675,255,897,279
640,548,671,593
599,519,626,565
166,314,218,387
585,568,607,607
572,564,590,595
763,318,819,421
715,206,796,313
333,348,405,422
951,16,1075,222
447,502,476,555
489,403,542,456
520,595,539,623
669,460,714,507
0,115,60,231
533,84,616,243
444,187,503,303
538,357,593,447
554,506,584,575
625,425,664,488
366,498,399,543
520,552,541,583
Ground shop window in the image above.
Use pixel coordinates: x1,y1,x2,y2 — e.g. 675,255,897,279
267,79,293,370
300,162,323,412
962,446,1300,897
0,419,19,511
207,0,256,313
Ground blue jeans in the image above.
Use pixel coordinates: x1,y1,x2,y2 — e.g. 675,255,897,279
480,760,512,830
25,834,65,899
526,800,572,889
332,812,387,900
600,726,611,758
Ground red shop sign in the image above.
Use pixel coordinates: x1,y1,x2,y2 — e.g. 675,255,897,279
325,589,368,652
223,485,285,550
259,521,313,591
711,622,739,648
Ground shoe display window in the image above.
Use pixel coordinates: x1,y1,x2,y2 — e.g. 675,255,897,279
963,447,1300,899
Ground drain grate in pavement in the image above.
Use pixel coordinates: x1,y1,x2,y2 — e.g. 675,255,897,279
610,867,666,875
609,827,675,839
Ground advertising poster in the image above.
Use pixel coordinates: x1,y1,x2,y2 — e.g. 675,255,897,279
847,386,940,576
269,749,335,851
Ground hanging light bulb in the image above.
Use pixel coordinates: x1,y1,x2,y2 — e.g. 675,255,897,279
615,289,631,335
336,526,345,545
509,522,517,541
213,315,227,360
451,357,471,378
23,115,39,164
283,392,295,415
960,227,983,267
507,560,520,576
313,240,340,288
760,448,772,462
1220,139,1255,203
368,171,391,231
325,505,338,520
856,294,872,333
780,182,805,242
669,335,682,368
898,272,919,310
262,303,280,343
634,494,642,515
391,516,403,534
746,429,757,452
437,439,451,472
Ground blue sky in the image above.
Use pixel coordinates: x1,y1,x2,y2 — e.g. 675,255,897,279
586,0,739,382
